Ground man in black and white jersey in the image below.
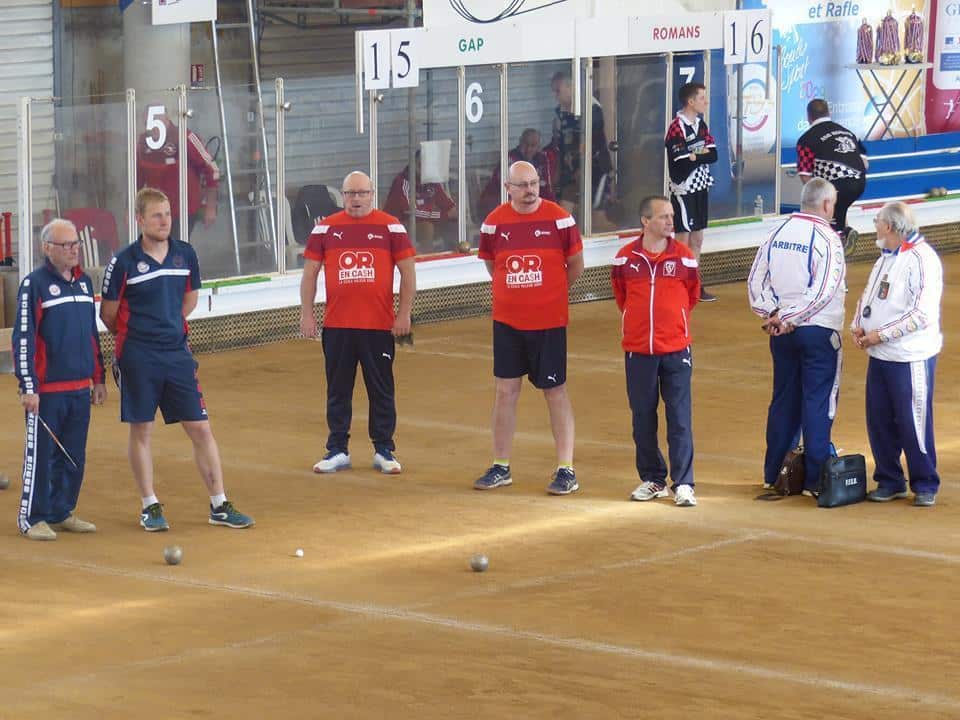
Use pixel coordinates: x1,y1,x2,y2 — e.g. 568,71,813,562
665,82,718,302
796,99,868,254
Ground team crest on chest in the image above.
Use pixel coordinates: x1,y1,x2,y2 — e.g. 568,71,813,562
664,260,677,277
80,282,88,294
173,255,184,268
137,261,150,274
48,284,61,297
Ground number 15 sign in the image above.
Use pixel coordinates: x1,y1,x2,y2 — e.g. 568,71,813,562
362,29,420,90
723,10,770,65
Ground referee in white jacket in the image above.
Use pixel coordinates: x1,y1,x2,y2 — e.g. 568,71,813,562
851,202,943,507
748,178,847,493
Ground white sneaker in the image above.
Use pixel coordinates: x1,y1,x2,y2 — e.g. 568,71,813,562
674,484,697,507
373,450,402,474
630,481,669,501
312,452,351,473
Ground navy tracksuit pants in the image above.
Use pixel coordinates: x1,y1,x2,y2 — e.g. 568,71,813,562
625,348,694,488
19,389,90,533
322,327,397,455
866,356,939,495
763,326,841,490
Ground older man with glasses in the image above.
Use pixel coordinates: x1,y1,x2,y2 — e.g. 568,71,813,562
300,171,417,475
13,219,107,540
851,202,944,507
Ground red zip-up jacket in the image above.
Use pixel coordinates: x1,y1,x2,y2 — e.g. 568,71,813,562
611,235,700,355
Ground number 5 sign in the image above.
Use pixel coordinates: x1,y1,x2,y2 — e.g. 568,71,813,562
723,10,770,65
362,29,420,90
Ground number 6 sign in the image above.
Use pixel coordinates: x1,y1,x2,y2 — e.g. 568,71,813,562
723,10,770,65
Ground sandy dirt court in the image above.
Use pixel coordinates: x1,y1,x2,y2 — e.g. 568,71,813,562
0,258,957,719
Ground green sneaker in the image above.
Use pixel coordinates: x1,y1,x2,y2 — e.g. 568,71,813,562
140,503,169,532
209,501,255,528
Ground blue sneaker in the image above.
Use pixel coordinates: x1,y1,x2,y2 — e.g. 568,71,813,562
547,467,579,495
867,487,909,502
913,493,936,507
474,464,512,490
140,502,169,532
209,501,255,528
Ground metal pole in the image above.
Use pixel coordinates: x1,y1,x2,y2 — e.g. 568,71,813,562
355,31,365,135
275,77,287,274
774,44,783,216
735,63,744,216
582,57,593,237
406,0,417,247
664,52,674,198
177,84,189,246
572,57,581,118
246,0,278,269
457,65,466,249
500,63,509,206
210,24,241,274
370,90,379,207
126,88,138,244
17,96,33,278
703,49,711,129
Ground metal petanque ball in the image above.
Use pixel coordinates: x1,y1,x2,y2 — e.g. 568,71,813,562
0,473,9,490
163,545,183,566
469,553,489,572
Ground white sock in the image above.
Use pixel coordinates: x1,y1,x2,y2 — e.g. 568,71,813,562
142,495,159,509
210,493,227,509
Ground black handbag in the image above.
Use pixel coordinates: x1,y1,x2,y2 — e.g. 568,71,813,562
817,454,867,508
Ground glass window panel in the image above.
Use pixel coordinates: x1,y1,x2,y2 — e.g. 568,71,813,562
377,67,460,255
187,84,278,279
278,74,367,269
28,95,129,279
506,61,579,225
598,54,668,232
463,65,500,250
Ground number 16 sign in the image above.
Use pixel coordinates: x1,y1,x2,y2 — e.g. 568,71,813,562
723,10,770,65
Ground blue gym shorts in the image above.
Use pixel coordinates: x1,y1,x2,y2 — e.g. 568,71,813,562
117,343,208,424
493,320,567,389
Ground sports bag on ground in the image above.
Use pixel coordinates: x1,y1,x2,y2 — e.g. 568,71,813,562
817,454,867,508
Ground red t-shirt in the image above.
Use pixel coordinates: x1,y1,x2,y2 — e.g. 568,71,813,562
478,200,582,330
304,209,415,331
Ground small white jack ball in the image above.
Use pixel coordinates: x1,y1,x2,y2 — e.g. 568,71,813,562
295,548,304,558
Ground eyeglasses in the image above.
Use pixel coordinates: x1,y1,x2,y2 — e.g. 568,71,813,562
47,241,81,249
342,190,373,198
508,181,539,189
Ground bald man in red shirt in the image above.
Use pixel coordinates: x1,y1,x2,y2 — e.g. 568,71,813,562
300,171,416,475
475,161,584,495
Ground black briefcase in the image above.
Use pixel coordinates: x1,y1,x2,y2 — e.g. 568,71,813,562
817,454,867,508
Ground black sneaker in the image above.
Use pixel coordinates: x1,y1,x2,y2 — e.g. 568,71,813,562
474,464,512,490
699,288,718,302
547,467,579,495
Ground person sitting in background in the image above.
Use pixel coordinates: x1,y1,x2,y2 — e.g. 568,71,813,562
383,150,457,252
479,128,556,218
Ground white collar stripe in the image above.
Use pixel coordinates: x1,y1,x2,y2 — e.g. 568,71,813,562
40,295,95,309
126,268,192,286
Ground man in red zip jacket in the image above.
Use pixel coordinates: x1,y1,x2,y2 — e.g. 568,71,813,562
611,196,700,506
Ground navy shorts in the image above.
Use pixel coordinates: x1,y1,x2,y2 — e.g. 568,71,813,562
493,320,567,389
118,344,207,424
671,189,709,233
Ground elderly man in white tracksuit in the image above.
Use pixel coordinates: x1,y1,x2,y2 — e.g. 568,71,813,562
748,178,847,494
851,202,944,507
